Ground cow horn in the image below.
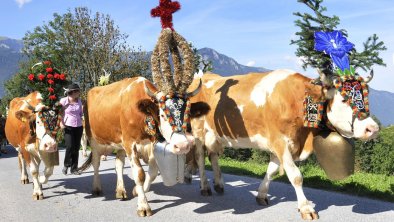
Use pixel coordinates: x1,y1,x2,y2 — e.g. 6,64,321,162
317,69,334,87
364,69,374,83
31,62,43,70
187,79,202,98
144,81,156,98
23,100,35,111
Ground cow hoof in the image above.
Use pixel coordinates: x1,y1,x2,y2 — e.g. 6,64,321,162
21,179,29,184
92,189,103,196
32,193,44,200
116,190,128,200
214,184,224,194
256,197,269,206
137,208,153,217
301,212,319,220
184,176,192,184
200,188,212,196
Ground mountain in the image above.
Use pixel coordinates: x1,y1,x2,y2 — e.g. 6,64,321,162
0,38,393,126
0,36,25,97
369,88,394,127
197,47,270,75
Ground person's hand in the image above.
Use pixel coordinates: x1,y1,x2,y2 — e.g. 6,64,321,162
60,122,65,129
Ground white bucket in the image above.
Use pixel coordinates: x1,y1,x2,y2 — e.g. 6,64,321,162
153,141,185,186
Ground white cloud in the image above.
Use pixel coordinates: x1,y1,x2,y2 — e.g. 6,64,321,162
246,61,256,66
284,55,304,68
15,0,32,8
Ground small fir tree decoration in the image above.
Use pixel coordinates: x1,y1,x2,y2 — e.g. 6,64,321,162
291,0,386,75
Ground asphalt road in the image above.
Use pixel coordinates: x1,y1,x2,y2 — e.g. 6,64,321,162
0,145,393,222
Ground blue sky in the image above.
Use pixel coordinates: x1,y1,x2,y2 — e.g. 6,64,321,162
2,0,394,92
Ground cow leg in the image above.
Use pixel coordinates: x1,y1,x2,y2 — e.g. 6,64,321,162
256,154,280,205
91,145,103,196
209,151,224,194
18,151,29,184
195,140,211,196
115,149,127,200
39,163,54,184
143,152,159,193
282,146,318,220
30,154,43,200
130,144,152,217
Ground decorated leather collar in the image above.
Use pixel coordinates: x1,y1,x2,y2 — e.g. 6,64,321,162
304,75,370,130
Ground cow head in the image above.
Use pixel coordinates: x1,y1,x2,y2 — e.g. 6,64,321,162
15,102,61,152
318,70,379,140
143,80,203,154
141,27,208,154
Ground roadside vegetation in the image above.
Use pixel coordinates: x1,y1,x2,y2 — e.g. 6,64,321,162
205,126,394,202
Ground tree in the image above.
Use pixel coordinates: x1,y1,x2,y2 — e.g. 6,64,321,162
0,61,36,114
291,0,386,74
22,7,150,94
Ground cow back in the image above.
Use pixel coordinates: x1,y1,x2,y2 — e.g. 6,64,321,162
87,77,153,147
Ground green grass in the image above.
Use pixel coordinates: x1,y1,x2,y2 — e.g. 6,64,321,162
205,157,394,202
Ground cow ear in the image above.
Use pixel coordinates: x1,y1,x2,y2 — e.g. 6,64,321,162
15,110,32,123
137,99,158,116
190,102,210,118
304,82,326,101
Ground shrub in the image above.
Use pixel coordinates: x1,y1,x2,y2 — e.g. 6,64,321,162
223,147,252,161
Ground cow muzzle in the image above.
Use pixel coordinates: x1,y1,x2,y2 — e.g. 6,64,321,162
353,118,380,141
167,132,194,154
40,135,58,152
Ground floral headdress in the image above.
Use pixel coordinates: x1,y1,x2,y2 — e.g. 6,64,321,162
313,31,370,120
27,61,68,107
314,31,355,76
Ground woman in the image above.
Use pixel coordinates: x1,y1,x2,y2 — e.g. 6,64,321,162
60,83,83,175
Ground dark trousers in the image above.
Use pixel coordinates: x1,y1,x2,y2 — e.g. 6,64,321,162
64,126,83,172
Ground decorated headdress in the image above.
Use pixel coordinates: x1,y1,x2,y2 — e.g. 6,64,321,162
150,0,195,95
27,61,68,107
315,31,370,119
303,31,373,128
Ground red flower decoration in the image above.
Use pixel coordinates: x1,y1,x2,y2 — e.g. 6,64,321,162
38,74,45,81
54,73,60,79
49,95,57,100
48,79,54,85
47,74,54,79
151,0,181,30
46,67,53,73
28,73,35,81
59,73,66,80
43,61,51,65
48,87,55,93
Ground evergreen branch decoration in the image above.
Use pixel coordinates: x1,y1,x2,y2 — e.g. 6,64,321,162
350,34,387,71
291,0,386,74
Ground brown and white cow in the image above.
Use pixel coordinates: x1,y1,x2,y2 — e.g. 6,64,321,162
5,91,61,200
186,69,379,220
79,76,208,217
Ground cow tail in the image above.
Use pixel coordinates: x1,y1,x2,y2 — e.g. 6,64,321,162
78,152,92,172
78,99,93,172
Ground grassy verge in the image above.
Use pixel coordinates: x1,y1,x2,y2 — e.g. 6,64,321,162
205,157,394,202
